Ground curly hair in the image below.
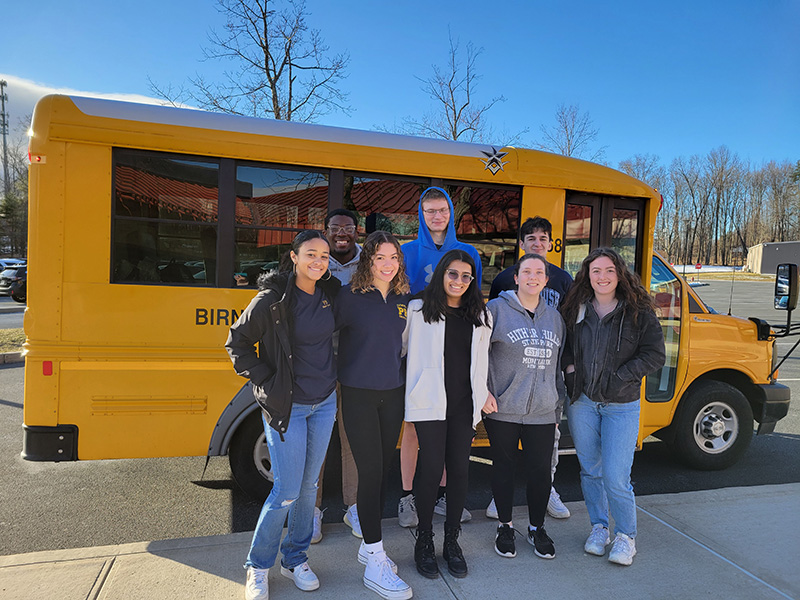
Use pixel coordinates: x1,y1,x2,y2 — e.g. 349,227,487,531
421,249,489,327
560,247,654,326
349,230,410,295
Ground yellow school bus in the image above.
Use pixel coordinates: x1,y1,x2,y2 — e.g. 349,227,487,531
22,95,789,499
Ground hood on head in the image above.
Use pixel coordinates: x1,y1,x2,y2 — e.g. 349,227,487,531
416,186,459,249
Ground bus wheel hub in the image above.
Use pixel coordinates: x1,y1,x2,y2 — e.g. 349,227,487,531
701,414,726,438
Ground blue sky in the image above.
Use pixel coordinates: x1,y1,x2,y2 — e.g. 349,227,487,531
2,0,798,167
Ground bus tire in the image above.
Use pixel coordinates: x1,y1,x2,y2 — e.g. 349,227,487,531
671,380,753,470
228,412,274,501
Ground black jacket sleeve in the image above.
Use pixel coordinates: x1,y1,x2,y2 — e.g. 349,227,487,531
225,291,276,388
615,308,666,383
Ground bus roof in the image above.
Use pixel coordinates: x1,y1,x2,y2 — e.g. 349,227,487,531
31,94,657,198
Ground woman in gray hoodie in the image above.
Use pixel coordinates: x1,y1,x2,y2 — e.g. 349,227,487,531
484,253,566,561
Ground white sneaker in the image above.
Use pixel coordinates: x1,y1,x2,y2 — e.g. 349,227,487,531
245,567,269,600
608,533,637,566
485,498,498,520
311,506,323,544
433,495,472,522
363,552,413,600
358,541,398,573
280,561,319,591
398,494,418,528
344,503,363,538
584,524,611,556
546,487,570,519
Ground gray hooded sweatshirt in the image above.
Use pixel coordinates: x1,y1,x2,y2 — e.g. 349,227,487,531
486,291,566,425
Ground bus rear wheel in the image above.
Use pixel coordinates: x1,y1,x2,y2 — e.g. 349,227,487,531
228,412,274,501
671,380,753,470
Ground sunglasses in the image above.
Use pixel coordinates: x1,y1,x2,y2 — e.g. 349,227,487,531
446,269,474,284
328,225,357,235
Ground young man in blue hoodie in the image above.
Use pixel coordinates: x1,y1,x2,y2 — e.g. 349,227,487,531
402,187,483,295
396,187,483,528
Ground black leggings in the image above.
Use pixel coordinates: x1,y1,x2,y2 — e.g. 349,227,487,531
413,411,475,531
340,385,405,544
483,419,555,528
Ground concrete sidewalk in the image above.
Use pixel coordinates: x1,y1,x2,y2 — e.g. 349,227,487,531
1,484,797,600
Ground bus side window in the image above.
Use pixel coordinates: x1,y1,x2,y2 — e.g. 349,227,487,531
646,256,681,402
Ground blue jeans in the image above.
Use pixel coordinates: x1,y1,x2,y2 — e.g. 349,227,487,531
567,394,640,538
245,391,336,570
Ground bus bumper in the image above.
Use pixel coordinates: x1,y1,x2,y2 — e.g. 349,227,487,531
752,383,790,435
22,424,78,461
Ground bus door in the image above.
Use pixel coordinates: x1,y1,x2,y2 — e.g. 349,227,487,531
562,193,645,277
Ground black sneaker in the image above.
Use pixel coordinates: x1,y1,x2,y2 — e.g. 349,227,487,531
495,523,516,558
442,525,468,578
414,529,439,579
528,526,555,559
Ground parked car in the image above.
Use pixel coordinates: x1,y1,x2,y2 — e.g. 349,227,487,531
0,258,25,270
0,265,26,302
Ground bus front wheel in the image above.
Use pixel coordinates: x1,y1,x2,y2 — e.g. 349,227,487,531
228,412,274,501
671,380,753,470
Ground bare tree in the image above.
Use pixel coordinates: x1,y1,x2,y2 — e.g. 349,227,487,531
389,33,514,145
0,118,30,256
537,103,606,162
151,0,349,121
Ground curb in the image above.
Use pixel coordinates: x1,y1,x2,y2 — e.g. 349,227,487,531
1,352,23,364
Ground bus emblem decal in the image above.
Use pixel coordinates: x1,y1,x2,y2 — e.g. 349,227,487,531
480,147,509,175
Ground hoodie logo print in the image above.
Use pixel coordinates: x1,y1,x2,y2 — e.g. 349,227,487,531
480,147,509,175
424,263,434,285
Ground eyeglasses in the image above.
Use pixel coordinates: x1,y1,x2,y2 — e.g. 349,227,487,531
328,225,357,235
422,208,450,216
446,269,474,284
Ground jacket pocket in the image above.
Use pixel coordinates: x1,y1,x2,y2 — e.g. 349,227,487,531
603,371,639,402
406,368,441,411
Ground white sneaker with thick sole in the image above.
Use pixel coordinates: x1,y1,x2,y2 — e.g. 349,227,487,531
311,506,323,544
584,524,611,556
608,533,636,566
245,567,269,600
280,562,320,591
433,495,472,523
363,552,412,600
547,487,570,519
397,494,418,528
344,503,363,538
358,541,398,573
485,498,498,520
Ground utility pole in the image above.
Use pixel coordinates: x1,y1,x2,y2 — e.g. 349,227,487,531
0,80,9,198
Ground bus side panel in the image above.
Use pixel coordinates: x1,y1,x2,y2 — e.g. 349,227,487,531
58,363,244,459
520,187,566,267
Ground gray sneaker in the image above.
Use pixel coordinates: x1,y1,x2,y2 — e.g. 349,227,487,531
546,487,570,519
608,533,636,566
584,524,611,556
433,495,472,523
398,494,418,528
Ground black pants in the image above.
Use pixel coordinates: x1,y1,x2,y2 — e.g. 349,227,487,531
413,411,475,531
483,419,556,528
340,384,405,544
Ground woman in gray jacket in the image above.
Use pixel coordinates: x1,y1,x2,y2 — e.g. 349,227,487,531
485,253,566,561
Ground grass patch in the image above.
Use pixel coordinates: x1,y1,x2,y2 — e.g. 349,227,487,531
678,271,774,282
0,328,25,353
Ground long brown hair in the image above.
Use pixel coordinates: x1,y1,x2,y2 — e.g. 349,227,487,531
349,230,410,295
560,247,654,326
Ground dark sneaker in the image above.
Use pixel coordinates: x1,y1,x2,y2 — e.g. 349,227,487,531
414,529,439,579
528,526,555,559
494,523,516,558
442,525,468,578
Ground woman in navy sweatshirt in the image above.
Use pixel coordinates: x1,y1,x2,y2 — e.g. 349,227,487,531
335,231,412,600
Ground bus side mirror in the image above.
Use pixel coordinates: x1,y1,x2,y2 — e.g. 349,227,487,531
775,263,798,311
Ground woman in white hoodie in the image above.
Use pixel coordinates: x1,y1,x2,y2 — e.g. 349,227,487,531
402,249,492,580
